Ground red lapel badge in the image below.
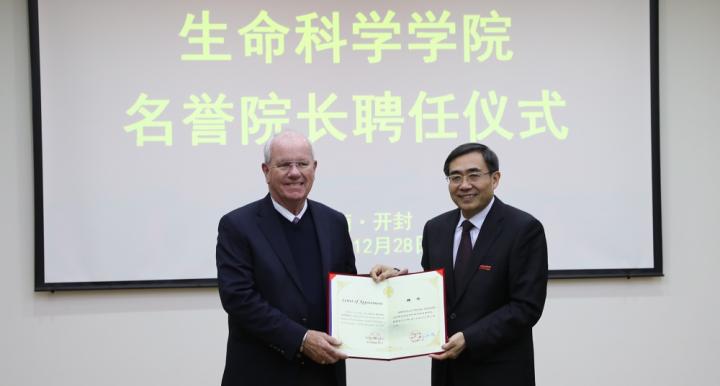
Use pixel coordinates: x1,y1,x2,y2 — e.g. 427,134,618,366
478,265,492,271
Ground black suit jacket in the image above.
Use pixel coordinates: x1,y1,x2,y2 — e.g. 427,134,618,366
216,194,357,386
421,197,548,386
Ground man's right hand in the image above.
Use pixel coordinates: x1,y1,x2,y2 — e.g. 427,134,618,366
302,330,347,365
369,264,408,282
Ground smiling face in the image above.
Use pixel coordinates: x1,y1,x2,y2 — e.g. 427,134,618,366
447,151,500,219
261,133,317,215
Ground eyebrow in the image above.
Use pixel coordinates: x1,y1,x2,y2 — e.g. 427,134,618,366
275,158,311,164
448,167,483,175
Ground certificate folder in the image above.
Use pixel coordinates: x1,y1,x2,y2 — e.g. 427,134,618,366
329,270,446,360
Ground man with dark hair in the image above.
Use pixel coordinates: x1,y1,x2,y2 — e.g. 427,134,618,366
372,142,548,386
216,131,356,386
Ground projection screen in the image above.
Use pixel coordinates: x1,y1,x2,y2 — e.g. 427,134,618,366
31,0,661,290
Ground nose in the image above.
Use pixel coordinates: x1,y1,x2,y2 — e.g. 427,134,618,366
458,178,472,189
287,164,302,177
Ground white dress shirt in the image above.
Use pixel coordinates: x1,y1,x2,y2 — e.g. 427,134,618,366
270,197,308,223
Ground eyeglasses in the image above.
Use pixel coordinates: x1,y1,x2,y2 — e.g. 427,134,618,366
271,160,313,172
446,171,492,185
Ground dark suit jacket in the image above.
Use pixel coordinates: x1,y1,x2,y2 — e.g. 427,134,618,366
216,194,357,386
421,197,548,386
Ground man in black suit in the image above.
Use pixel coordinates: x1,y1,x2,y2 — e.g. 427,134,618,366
372,143,548,386
216,131,356,386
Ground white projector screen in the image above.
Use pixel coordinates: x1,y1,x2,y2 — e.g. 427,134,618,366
31,0,661,290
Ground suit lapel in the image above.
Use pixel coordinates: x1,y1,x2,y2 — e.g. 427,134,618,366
308,201,331,284
256,195,308,300
441,210,461,306
452,198,505,308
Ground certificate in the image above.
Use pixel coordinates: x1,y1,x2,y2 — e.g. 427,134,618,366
329,270,446,360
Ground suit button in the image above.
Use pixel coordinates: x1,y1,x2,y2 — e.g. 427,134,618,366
301,317,308,324
449,313,456,320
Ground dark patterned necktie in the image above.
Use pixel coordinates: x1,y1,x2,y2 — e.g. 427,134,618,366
454,220,474,286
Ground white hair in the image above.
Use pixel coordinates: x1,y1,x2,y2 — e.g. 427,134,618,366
263,131,315,163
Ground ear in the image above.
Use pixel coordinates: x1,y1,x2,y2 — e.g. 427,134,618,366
261,163,270,182
491,171,501,190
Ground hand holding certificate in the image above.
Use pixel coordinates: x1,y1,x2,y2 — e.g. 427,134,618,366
329,270,446,360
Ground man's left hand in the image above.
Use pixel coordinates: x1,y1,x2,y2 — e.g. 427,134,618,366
429,332,466,360
369,264,408,282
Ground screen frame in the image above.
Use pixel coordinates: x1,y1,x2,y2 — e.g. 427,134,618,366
29,0,662,291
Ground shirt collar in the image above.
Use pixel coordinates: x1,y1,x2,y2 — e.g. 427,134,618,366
455,196,495,230
271,197,308,223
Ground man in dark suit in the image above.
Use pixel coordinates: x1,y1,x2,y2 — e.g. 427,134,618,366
216,131,356,386
372,143,548,386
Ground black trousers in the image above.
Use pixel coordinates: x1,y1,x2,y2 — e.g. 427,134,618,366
296,361,336,386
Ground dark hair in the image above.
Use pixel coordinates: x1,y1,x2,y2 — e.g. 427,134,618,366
443,143,500,176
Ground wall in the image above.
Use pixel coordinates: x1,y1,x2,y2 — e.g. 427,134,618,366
2,0,719,384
